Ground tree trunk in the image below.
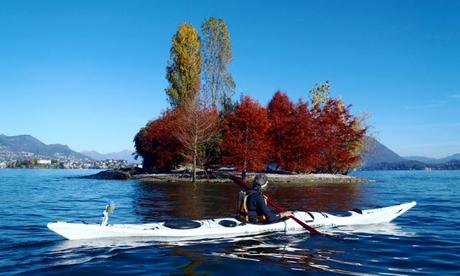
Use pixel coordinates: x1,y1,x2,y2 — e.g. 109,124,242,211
242,157,247,181
192,135,197,183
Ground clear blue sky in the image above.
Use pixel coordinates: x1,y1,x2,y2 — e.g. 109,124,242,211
1,0,459,157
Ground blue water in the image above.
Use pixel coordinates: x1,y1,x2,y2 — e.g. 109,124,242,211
0,169,459,275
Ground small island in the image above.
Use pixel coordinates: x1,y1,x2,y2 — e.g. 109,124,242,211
85,167,367,184
87,18,369,184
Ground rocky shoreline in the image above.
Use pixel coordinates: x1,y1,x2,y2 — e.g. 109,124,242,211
82,168,368,184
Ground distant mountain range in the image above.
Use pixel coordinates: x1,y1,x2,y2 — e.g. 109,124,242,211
80,150,139,164
0,134,91,162
0,134,139,164
361,137,460,170
404,154,460,164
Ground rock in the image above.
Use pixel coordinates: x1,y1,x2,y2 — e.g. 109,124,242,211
82,170,131,180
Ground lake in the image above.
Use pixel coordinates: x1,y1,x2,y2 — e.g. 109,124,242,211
0,169,459,275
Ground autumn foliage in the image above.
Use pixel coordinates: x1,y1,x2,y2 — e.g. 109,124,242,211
267,91,294,167
312,100,366,174
221,96,271,178
174,102,219,181
135,92,366,175
134,20,367,178
279,99,319,172
134,110,184,170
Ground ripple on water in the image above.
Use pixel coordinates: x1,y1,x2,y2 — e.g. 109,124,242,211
1,169,460,275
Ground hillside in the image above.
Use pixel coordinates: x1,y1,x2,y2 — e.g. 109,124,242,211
0,134,91,162
404,156,440,164
360,137,460,170
361,137,406,166
405,154,460,164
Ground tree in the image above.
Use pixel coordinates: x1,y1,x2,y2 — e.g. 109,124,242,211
165,23,202,108
313,99,366,174
222,96,270,179
309,80,331,107
285,99,319,172
174,97,219,182
307,81,368,173
201,17,235,110
267,92,319,173
267,91,295,167
134,111,184,171
349,112,373,169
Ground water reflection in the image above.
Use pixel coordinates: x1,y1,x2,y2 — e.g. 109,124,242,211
169,233,375,275
329,223,416,237
132,181,364,222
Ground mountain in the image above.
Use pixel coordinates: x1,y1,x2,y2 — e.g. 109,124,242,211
432,159,460,170
80,150,140,163
405,153,460,164
404,156,440,164
361,137,406,166
439,153,460,163
360,138,460,170
360,159,428,171
0,134,91,162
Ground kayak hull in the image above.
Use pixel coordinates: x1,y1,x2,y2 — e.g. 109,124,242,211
48,201,416,241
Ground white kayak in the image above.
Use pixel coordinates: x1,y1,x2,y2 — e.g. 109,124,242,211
48,201,416,241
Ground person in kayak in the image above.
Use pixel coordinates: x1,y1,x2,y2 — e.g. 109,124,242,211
238,173,292,224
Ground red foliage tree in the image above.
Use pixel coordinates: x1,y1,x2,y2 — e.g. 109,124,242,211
285,100,320,172
222,96,270,179
267,91,294,167
134,110,184,171
313,99,366,174
267,92,320,173
174,99,219,182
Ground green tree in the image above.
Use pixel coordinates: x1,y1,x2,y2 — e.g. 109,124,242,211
309,80,331,107
166,23,202,108
349,112,373,170
201,17,235,110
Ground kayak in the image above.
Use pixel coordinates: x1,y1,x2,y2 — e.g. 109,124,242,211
47,201,416,241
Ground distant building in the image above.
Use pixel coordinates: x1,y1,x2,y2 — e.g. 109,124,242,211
37,159,52,165
0,162,6,168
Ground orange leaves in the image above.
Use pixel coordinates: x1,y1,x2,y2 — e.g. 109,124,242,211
135,92,366,175
267,92,318,173
314,100,366,173
173,105,219,163
133,110,184,170
222,96,271,172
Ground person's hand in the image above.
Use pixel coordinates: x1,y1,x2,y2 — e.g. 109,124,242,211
280,211,293,218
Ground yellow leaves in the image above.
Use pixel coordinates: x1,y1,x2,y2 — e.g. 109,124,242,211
166,22,202,108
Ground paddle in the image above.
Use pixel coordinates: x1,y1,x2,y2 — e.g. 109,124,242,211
228,174,323,236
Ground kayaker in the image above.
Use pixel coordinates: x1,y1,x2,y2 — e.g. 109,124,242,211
238,173,292,223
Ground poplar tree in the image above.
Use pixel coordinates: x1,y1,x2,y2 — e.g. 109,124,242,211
201,17,235,110
166,23,202,108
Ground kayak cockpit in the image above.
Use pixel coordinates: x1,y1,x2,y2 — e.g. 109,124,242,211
163,219,202,229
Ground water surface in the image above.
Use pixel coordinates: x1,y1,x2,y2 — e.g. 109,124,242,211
0,169,459,275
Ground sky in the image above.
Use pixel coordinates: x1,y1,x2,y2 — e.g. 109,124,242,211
0,0,459,158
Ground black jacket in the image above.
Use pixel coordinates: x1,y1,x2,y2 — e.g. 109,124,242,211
246,189,281,223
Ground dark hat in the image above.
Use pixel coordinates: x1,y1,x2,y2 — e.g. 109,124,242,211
253,173,268,189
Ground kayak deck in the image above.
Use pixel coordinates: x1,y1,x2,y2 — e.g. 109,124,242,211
48,201,416,241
